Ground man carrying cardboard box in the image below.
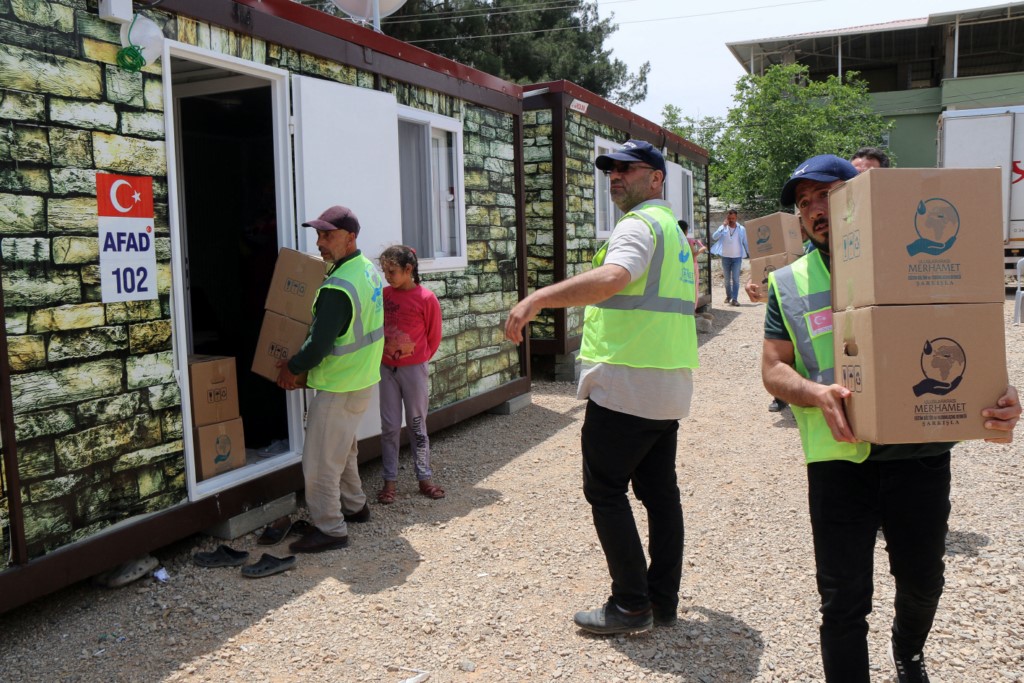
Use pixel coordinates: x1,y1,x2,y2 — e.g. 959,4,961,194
760,154,1020,683
275,205,384,554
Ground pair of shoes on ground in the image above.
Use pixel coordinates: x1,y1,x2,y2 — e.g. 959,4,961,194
768,398,788,412
573,600,677,635
93,554,159,588
193,544,295,578
377,480,446,504
889,640,930,682
257,517,313,545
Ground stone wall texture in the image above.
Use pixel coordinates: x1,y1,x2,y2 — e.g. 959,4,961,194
522,108,710,343
0,3,522,566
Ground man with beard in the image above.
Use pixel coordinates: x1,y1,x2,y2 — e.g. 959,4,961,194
505,140,698,634
760,155,1020,682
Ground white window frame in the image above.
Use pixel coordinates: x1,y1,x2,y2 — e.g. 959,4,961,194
594,135,623,238
397,105,467,272
665,160,695,230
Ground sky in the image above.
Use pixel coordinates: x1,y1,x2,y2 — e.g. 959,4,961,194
593,0,1013,125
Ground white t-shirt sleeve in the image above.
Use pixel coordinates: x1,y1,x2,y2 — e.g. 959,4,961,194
602,217,654,282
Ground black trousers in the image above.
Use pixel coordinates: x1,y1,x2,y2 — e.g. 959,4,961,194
580,399,684,612
807,453,951,683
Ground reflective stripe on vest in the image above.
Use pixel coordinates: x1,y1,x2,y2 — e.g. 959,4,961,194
321,275,385,356
772,265,834,385
596,209,697,317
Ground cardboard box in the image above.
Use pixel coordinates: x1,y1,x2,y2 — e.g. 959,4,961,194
829,168,1005,310
265,248,325,324
834,303,1007,444
194,417,247,481
187,355,240,427
252,310,310,382
747,212,804,258
748,252,799,302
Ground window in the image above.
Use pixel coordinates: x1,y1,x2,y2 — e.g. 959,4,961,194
594,136,623,238
397,106,467,271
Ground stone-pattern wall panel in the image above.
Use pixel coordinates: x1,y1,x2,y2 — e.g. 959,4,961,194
0,3,181,564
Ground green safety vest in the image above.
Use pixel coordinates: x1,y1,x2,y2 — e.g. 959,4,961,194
307,253,385,393
768,250,870,464
580,203,699,369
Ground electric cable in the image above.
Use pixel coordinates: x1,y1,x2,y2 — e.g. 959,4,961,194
115,13,147,72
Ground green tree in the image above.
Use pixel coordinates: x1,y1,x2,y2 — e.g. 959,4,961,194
297,0,649,107
672,64,891,215
662,104,723,165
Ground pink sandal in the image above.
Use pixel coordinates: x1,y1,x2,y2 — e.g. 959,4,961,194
377,484,397,505
418,481,445,499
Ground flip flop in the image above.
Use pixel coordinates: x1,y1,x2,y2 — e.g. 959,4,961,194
257,518,292,545
193,544,249,568
241,553,296,578
95,554,159,588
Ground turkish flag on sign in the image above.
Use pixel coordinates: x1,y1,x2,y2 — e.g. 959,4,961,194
96,173,154,218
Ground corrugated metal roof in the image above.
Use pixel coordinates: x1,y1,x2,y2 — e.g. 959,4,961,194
727,17,927,48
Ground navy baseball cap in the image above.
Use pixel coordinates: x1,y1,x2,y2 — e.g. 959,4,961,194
302,205,360,235
779,154,858,207
595,139,667,175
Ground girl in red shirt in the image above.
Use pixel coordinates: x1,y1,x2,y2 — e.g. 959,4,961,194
377,246,444,503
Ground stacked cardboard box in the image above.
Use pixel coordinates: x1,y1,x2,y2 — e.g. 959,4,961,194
188,355,246,480
252,248,325,382
747,212,805,302
829,168,1008,443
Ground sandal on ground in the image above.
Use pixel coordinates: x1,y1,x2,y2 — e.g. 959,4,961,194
257,517,292,546
94,554,159,588
193,544,249,568
418,481,446,500
377,484,397,505
241,553,296,578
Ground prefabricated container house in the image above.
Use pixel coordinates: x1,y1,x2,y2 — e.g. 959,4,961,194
0,0,531,613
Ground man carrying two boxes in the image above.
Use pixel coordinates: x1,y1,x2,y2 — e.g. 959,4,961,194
760,154,1020,683
274,206,384,554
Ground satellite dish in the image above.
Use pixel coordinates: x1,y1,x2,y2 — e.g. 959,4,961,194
331,0,408,31
119,15,164,66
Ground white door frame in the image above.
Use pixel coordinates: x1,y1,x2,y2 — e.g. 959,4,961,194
162,41,304,500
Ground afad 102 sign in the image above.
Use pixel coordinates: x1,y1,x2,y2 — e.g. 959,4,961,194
96,173,158,303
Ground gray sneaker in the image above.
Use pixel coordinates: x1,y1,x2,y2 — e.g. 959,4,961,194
573,600,653,635
889,640,930,683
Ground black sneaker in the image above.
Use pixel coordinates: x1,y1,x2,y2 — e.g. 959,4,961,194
573,600,653,635
889,640,930,683
768,398,787,413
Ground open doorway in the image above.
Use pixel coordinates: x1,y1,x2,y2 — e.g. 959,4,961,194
167,51,300,495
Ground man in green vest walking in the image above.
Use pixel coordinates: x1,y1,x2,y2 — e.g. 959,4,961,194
761,155,1020,682
505,140,699,634
276,205,384,554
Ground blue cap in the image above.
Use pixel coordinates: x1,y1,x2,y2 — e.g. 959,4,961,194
595,139,667,175
780,154,858,206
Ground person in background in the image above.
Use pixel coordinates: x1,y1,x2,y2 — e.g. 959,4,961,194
505,139,698,635
377,245,445,504
679,219,706,305
710,209,748,306
275,205,384,553
850,146,891,173
762,154,1021,683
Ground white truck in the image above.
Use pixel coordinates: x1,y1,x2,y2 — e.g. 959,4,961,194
937,106,1024,281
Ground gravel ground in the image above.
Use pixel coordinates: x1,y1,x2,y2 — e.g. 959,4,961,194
0,290,1021,683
